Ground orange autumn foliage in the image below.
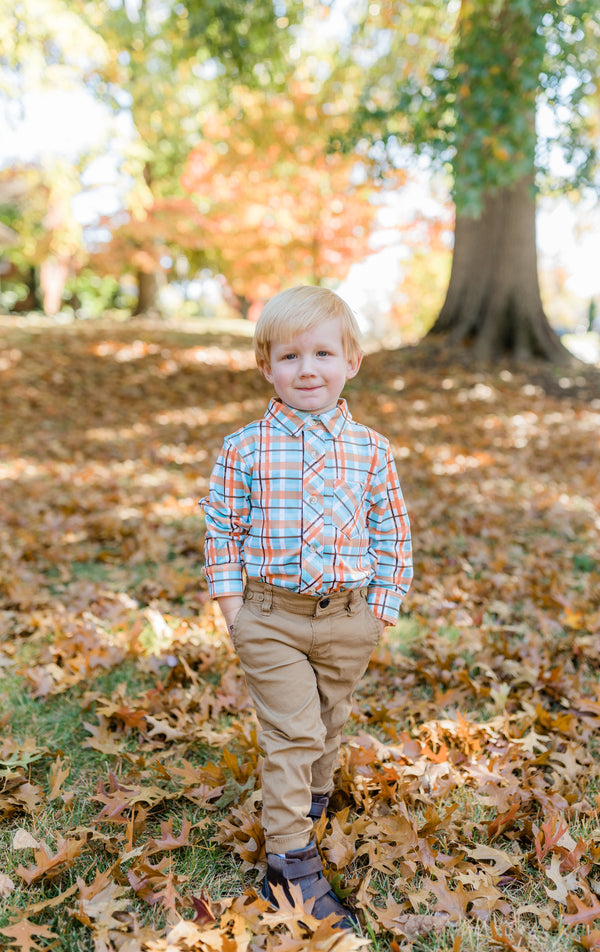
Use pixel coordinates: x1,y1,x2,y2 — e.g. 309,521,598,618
181,82,401,302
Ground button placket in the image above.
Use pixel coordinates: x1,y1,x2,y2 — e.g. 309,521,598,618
300,427,325,593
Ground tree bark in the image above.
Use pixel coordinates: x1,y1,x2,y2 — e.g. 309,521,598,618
134,268,161,316
427,177,570,363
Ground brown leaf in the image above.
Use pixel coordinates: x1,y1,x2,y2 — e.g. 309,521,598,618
47,756,71,802
146,816,192,853
72,868,131,929
421,876,470,920
192,889,217,925
15,835,87,884
0,919,58,952
563,893,600,926
0,873,15,898
489,921,530,951
82,717,124,755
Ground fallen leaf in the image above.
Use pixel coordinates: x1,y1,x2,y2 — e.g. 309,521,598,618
0,872,15,897
12,829,40,850
0,919,58,951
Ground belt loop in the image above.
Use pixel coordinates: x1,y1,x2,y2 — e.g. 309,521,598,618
261,583,272,613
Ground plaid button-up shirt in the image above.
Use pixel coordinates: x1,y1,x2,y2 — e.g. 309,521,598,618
200,398,412,624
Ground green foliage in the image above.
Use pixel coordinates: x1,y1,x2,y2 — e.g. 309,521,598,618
185,0,304,87
63,271,121,317
352,0,600,214
78,0,309,306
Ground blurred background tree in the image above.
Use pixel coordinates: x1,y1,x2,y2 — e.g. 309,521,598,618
180,79,401,311
1,0,599,366
79,0,306,314
350,0,600,361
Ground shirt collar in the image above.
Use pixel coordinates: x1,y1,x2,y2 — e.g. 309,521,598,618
265,397,351,438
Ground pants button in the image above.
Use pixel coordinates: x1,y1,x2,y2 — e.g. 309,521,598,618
319,598,330,608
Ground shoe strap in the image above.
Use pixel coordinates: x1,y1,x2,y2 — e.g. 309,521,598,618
303,876,333,902
308,799,327,819
283,854,323,880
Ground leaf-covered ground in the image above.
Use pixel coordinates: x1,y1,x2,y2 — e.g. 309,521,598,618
1,317,600,952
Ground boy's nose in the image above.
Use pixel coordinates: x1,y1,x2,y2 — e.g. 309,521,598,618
298,359,316,376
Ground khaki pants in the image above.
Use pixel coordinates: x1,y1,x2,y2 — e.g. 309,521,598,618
230,579,382,853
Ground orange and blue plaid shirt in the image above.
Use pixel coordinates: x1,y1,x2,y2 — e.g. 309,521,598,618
200,398,412,624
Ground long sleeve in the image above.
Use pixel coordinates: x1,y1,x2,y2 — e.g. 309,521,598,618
200,440,251,598
366,446,412,625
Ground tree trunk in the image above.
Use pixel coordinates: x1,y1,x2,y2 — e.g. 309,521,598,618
40,254,70,316
134,269,161,316
427,177,570,363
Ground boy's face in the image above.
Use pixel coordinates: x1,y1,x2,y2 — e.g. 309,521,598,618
262,317,362,414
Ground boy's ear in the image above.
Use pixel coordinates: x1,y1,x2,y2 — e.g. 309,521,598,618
345,353,363,379
259,361,273,383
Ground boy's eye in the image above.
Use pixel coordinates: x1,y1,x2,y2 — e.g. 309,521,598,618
317,350,330,357
282,352,296,360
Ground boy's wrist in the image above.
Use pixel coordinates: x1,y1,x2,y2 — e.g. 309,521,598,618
217,593,244,633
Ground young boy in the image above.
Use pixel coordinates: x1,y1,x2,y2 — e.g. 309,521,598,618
200,285,412,928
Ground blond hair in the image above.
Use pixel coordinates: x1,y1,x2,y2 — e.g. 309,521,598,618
254,286,363,371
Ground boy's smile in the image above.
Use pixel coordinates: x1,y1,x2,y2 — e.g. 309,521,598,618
263,318,362,414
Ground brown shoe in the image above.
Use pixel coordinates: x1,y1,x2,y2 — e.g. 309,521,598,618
260,842,357,930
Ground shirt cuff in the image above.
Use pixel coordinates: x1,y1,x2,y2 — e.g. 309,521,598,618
367,587,403,626
204,565,245,599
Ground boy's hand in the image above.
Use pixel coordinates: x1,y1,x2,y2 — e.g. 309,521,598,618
217,594,244,634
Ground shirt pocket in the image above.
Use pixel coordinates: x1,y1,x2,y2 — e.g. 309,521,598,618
332,479,367,538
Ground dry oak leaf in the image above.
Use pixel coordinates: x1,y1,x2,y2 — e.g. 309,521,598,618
47,756,71,802
386,912,453,938
0,872,15,897
127,856,172,904
191,889,217,925
534,815,573,864
152,871,186,915
144,714,187,742
514,902,556,930
12,828,40,849
82,716,126,755
15,834,87,884
264,921,370,951
259,881,340,935
146,816,193,853
575,929,600,950
212,804,265,869
0,919,58,952
71,869,131,931
489,921,530,951
321,814,361,869
464,844,521,876
365,893,453,937
17,882,79,918
563,893,600,926
420,876,470,920
6,780,43,815
93,772,168,822
543,854,581,904
157,910,251,951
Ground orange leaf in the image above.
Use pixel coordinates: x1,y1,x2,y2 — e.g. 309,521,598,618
563,894,600,926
